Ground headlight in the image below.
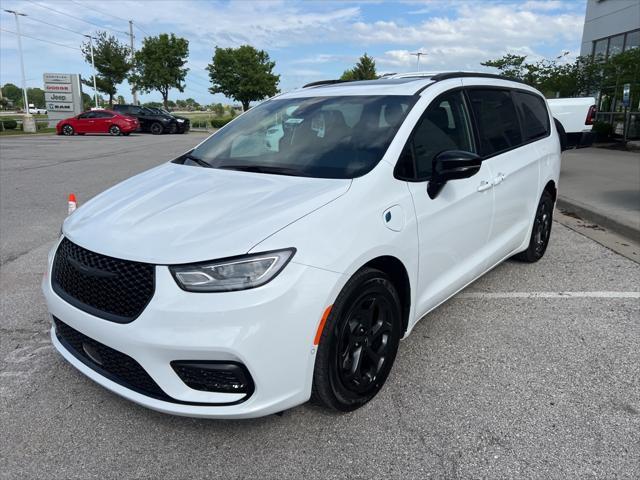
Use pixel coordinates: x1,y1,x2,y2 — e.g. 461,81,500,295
169,249,295,292
176,118,185,123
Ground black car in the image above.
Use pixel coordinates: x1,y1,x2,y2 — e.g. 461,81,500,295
112,104,190,134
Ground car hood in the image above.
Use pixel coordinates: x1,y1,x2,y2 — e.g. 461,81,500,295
63,162,351,264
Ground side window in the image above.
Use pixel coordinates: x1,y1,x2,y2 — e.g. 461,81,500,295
77,112,91,119
93,111,113,118
130,106,142,115
398,90,474,180
467,89,522,156
514,91,549,141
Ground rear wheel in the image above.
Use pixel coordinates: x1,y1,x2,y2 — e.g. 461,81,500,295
109,125,121,136
311,267,402,412
514,190,554,262
150,122,163,135
61,124,74,136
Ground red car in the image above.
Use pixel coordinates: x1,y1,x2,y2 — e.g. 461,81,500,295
56,110,139,136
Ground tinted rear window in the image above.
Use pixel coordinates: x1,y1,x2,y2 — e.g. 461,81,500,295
467,89,522,156
514,91,549,141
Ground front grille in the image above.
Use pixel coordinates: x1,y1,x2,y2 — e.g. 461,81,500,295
52,238,155,323
53,317,170,401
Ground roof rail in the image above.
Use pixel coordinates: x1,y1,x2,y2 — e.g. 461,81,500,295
430,71,528,85
302,79,349,88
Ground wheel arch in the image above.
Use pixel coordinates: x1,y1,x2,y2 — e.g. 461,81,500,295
543,179,557,203
360,255,411,334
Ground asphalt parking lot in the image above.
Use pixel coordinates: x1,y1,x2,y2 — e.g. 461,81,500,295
1,134,638,479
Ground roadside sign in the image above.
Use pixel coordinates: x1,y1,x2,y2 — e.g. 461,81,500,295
622,83,630,108
45,92,73,103
43,73,83,125
43,73,72,84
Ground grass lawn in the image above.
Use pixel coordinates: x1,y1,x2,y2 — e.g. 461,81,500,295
0,127,56,136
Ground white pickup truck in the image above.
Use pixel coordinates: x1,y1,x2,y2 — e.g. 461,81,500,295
548,97,596,149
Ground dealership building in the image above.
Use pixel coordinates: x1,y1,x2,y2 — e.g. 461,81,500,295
580,0,639,139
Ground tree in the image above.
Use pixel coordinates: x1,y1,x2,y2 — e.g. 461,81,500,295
211,102,225,117
207,45,280,111
2,83,23,108
143,101,163,109
81,32,131,108
130,33,189,109
341,53,377,81
26,88,45,108
81,92,93,111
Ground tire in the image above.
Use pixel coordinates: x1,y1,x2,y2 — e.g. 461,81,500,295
61,124,74,136
122,132,131,136
109,125,121,136
311,267,402,412
514,190,554,262
150,122,163,135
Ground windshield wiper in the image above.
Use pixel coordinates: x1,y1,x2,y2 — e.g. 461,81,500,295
184,154,212,168
217,165,307,177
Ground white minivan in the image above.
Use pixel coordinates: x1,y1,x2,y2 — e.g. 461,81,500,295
43,72,560,418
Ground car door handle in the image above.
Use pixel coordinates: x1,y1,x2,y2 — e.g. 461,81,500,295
477,180,493,192
493,173,507,186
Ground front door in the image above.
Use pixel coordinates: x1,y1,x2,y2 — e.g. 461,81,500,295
402,89,494,317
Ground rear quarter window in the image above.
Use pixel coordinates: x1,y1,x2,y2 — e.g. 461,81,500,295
514,91,550,141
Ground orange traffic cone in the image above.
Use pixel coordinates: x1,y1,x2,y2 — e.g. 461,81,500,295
68,193,77,215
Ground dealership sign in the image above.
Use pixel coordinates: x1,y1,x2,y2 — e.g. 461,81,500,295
43,72,83,124
45,92,73,103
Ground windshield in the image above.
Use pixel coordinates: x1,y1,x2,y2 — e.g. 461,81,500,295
187,95,417,179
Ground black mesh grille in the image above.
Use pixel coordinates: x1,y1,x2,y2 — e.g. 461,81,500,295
53,317,170,401
52,238,155,323
172,362,254,394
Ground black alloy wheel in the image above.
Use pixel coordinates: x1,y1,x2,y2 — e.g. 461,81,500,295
514,190,554,262
62,124,74,136
312,267,402,412
109,125,121,136
150,122,163,135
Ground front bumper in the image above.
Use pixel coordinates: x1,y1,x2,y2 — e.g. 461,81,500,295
43,240,343,418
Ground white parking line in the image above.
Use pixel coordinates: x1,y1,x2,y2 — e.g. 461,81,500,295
458,291,640,299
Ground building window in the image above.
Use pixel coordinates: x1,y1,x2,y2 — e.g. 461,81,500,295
625,29,639,51
608,34,625,57
593,38,608,59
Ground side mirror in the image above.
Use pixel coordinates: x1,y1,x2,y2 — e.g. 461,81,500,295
427,150,482,199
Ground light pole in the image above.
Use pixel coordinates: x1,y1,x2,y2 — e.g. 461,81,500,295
410,51,427,71
4,9,35,132
128,20,138,105
84,34,99,108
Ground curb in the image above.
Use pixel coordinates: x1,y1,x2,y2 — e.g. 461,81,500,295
556,196,640,242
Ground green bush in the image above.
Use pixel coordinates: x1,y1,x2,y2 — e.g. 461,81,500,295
36,121,49,131
211,117,233,129
1,119,17,130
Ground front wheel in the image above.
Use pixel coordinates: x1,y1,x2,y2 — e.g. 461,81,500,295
150,122,163,135
61,124,74,136
311,267,402,412
109,125,121,136
514,190,554,262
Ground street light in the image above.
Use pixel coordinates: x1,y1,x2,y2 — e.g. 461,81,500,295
4,9,35,132
84,34,99,108
410,51,427,70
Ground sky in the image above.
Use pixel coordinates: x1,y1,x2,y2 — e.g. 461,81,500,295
0,0,587,106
